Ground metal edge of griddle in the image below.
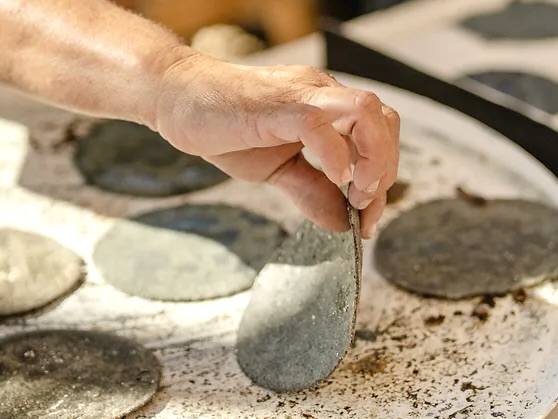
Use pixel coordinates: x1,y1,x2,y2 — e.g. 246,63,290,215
323,29,558,178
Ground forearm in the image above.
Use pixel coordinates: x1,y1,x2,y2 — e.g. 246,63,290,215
0,0,198,126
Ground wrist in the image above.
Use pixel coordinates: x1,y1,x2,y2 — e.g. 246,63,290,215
131,42,199,129
147,46,225,137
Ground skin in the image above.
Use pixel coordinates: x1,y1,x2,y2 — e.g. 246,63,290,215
0,0,399,239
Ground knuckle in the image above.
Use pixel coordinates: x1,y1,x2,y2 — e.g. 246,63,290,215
300,65,337,86
299,107,327,131
355,141,375,157
303,65,326,77
355,91,382,112
383,105,401,124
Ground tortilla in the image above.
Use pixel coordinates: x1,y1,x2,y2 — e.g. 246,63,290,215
460,2,558,40
93,204,287,301
74,120,228,197
237,205,362,392
374,199,558,299
0,229,83,316
0,329,161,419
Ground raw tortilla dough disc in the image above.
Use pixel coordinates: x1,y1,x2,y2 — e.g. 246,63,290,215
0,329,161,419
74,120,229,197
237,206,362,392
374,199,558,299
460,1,558,40
459,71,558,114
93,204,287,301
0,228,83,316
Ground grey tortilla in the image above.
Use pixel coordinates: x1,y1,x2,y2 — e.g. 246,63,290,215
0,228,83,316
460,1,558,40
374,199,558,299
93,204,287,301
0,329,161,419
74,120,228,197
236,205,362,392
458,71,558,114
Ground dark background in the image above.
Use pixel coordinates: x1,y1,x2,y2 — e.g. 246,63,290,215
323,0,413,21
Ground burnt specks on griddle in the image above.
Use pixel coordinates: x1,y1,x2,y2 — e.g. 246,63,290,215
424,315,445,327
386,181,410,205
455,186,487,207
512,289,528,304
472,302,491,322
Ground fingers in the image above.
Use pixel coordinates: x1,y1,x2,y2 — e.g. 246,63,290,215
239,84,400,236
266,152,350,232
356,103,399,239
383,103,401,143
359,191,387,239
206,147,350,232
379,102,401,194
261,103,352,186
305,87,400,207
350,92,393,193
205,143,303,183
354,103,399,238
365,103,400,194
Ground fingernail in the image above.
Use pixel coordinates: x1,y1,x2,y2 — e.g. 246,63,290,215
366,224,378,238
340,168,352,185
365,179,380,193
356,198,373,210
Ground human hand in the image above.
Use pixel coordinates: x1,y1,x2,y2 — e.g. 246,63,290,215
1,0,396,237
150,54,400,239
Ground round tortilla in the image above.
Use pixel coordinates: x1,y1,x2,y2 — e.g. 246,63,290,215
75,120,228,197
374,199,558,299
0,228,83,316
0,329,161,419
93,204,287,301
